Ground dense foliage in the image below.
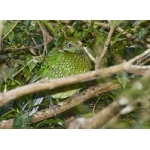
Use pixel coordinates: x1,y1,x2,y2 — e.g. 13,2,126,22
0,20,150,128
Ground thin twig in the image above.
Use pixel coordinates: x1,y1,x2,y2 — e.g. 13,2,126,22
128,49,150,64
12,57,38,78
139,57,150,66
94,21,149,48
83,46,95,62
95,24,115,69
37,21,47,55
4,43,44,52
92,96,101,114
80,100,125,129
3,21,19,39
116,26,133,39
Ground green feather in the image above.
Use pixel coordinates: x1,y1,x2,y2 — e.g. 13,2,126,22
33,42,92,99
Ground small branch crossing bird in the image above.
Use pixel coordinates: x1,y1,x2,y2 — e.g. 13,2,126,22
26,41,93,116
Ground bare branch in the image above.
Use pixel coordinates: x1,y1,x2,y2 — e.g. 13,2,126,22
83,46,96,62
37,21,47,55
0,48,150,128
95,23,115,69
78,100,125,129
128,49,150,64
128,65,150,75
0,82,121,128
0,48,150,107
69,71,150,129
0,63,127,107
0,119,14,129
2,77,150,129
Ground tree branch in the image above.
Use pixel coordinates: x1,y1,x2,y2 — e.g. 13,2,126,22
95,22,115,69
68,71,150,129
93,21,150,48
0,48,150,107
0,82,121,128
0,63,126,107
0,48,150,128
37,21,47,55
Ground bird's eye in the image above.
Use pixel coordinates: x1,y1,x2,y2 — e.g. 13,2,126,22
66,42,72,47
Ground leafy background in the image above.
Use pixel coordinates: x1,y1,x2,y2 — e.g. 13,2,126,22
0,20,150,128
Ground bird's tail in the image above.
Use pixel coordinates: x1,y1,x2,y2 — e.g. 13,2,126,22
23,97,44,116
29,97,44,116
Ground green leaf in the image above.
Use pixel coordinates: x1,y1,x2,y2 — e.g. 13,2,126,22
43,21,56,36
3,21,17,36
8,31,15,43
0,67,15,82
23,68,31,81
117,72,128,89
110,20,124,28
13,111,32,129
0,108,16,121
36,118,65,129
138,28,148,40
83,113,94,118
27,57,38,71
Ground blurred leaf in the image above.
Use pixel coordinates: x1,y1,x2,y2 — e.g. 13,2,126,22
0,67,15,82
27,57,38,71
110,20,124,28
43,21,56,36
36,118,65,129
1,20,150,129
23,68,31,81
0,107,15,120
138,28,148,40
117,72,128,89
3,21,17,37
13,111,32,129
83,113,94,118
8,31,15,43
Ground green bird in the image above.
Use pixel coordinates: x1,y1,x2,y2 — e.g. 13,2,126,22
28,41,92,116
